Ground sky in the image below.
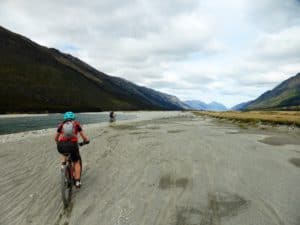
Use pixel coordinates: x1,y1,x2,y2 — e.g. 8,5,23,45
1,0,300,108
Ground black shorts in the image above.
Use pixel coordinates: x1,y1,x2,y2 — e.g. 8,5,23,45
57,141,81,162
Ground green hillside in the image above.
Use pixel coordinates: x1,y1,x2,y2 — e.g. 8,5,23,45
0,26,185,113
245,73,300,110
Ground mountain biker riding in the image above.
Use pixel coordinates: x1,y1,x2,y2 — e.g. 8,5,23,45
109,111,116,122
55,111,89,188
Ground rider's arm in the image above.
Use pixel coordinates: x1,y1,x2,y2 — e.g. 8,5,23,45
79,131,89,142
55,124,63,143
54,132,60,143
76,122,89,142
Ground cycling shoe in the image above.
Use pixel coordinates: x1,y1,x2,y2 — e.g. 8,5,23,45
75,180,81,188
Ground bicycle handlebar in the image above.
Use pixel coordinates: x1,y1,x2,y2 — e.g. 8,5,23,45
78,140,90,146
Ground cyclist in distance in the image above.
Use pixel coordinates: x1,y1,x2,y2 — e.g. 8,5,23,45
109,111,116,123
55,111,89,188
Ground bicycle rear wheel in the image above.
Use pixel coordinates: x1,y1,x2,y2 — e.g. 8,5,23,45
61,166,73,208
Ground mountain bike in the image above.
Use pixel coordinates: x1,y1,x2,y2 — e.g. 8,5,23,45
60,141,89,208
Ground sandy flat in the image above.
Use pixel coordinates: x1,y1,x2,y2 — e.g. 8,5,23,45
0,111,300,225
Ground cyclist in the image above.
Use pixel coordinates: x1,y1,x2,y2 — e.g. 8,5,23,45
109,111,116,122
55,111,89,188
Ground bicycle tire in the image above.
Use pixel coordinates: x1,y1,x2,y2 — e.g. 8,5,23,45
80,159,82,176
61,166,72,208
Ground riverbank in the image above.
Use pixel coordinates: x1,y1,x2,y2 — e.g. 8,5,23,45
194,110,300,127
0,111,187,143
1,111,299,225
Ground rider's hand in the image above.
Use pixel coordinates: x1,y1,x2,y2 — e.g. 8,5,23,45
83,139,90,144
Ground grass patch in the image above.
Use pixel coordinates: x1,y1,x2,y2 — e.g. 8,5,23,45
238,123,249,129
193,111,300,127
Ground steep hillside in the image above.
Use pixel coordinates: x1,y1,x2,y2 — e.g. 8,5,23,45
231,100,254,111
245,73,300,110
0,26,184,113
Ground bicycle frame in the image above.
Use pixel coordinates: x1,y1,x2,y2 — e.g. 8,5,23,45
66,155,75,181
60,141,88,208
65,155,81,182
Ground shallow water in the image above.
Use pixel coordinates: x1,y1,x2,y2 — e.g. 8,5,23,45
0,113,135,135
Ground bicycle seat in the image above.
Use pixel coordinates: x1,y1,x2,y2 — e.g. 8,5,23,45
63,153,72,159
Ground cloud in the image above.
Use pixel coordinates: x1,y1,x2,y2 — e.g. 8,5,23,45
0,0,300,107
253,26,300,62
247,0,300,30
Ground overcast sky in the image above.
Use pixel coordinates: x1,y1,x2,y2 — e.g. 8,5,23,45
1,0,300,107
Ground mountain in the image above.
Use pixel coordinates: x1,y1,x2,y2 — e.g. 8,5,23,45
184,100,209,110
0,26,186,113
231,100,254,111
244,73,300,110
184,100,227,111
207,101,227,111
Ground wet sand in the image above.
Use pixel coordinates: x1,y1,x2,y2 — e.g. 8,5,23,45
0,111,300,225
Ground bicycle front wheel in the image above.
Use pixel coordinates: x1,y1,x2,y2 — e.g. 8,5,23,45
60,166,72,208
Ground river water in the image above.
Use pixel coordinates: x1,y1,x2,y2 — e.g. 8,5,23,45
0,112,135,135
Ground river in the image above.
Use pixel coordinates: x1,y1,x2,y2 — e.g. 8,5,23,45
0,112,135,134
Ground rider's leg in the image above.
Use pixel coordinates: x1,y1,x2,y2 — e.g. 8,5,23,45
61,154,67,163
71,145,82,187
57,142,67,166
60,154,67,170
74,161,81,180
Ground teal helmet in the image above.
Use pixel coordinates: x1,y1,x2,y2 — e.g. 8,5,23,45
63,111,75,120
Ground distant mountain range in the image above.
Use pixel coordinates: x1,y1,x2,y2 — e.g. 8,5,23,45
0,26,187,113
231,73,300,110
184,100,227,111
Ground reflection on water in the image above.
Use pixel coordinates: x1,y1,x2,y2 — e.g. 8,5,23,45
0,113,136,135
